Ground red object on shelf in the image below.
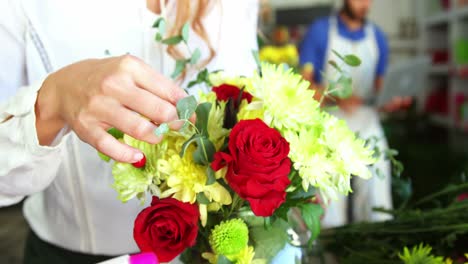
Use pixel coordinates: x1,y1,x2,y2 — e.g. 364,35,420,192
425,87,449,114
441,0,451,9
431,50,450,64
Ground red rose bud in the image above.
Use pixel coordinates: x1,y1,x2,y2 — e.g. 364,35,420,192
212,84,253,107
133,197,199,262
212,119,291,217
456,193,468,202
132,154,146,168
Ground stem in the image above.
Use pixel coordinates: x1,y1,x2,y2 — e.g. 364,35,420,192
413,183,468,207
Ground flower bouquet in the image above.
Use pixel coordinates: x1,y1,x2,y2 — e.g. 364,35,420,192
99,20,377,264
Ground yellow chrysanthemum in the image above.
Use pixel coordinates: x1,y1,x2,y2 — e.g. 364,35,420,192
237,100,265,121
260,44,299,66
246,63,320,132
209,71,249,88
202,246,265,264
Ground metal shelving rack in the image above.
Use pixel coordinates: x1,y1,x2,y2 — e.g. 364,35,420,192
418,0,468,131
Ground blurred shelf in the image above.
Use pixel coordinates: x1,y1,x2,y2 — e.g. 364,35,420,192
389,39,418,50
455,6,468,19
429,64,450,75
424,11,451,27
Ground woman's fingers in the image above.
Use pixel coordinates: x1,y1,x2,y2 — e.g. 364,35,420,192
118,86,178,126
97,101,163,144
91,128,144,163
117,55,187,105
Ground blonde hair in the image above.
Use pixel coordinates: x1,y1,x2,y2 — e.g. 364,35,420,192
152,0,217,78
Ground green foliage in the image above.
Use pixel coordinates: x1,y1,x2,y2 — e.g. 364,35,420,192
162,35,183,45
180,134,201,158
206,167,216,185
152,18,164,28
107,127,124,139
250,218,290,260
399,244,445,264
171,59,188,79
182,22,190,42
176,95,198,120
332,50,362,67
299,203,324,247
195,103,212,137
197,192,211,205
190,48,201,65
193,137,215,165
98,152,111,162
154,123,169,136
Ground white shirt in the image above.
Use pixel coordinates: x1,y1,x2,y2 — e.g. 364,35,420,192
0,0,258,255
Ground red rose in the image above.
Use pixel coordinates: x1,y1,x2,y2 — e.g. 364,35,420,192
133,197,199,262
456,193,468,202
212,84,253,107
212,119,291,217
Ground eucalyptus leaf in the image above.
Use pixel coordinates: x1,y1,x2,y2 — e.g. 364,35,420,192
98,151,111,162
158,19,166,36
180,134,201,158
250,219,289,260
217,255,233,264
162,35,183,45
171,59,187,79
152,18,164,28
299,203,324,247
182,22,190,42
154,123,170,136
195,102,212,137
332,76,353,99
155,33,162,42
193,137,215,165
176,95,197,120
107,128,124,139
187,80,198,88
190,48,201,65
206,167,216,185
196,192,210,205
344,54,362,67
328,60,341,72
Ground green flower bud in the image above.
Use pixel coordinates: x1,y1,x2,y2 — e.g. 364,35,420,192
209,218,249,255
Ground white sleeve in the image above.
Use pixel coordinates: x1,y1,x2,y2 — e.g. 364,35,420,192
207,0,259,76
0,0,69,207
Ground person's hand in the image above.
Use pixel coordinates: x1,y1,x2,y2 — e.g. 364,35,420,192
36,55,187,163
380,96,412,112
336,95,363,114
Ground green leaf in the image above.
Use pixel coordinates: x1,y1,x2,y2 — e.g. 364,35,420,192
98,151,111,162
107,128,124,139
206,167,216,185
331,75,353,99
176,95,197,120
288,185,316,200
196,192,210,204
171,59,187,79
193,137,216,165
343,54,362,67
162,35,183,45
158,19,166,36
154,123,169,136
252,49,262,75
152,18,164,28
180,134,201,158
195,102,212,137
328,60,341,72
299,203,324,247
181,22,190,42
187,80,199,88
190,48,201,65
155,33,162,42
250,219,289,260
217,255,233,264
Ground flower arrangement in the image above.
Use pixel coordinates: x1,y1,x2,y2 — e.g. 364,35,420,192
99,19,377,263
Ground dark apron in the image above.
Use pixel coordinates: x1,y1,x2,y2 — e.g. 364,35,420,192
23,230,117,264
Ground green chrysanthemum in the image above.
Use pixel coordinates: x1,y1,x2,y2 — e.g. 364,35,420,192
399,244,445,264
209,219,249,255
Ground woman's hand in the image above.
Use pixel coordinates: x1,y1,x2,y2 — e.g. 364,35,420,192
35,55,187,163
